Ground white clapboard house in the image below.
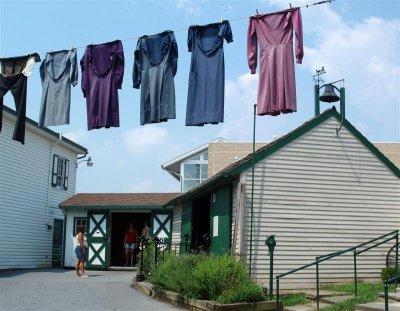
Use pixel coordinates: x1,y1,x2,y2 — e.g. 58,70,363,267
0,106,88,269
167,107,400,288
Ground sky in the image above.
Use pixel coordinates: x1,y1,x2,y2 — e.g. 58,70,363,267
1,0,399,193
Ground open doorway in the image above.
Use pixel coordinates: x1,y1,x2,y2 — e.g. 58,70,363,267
110,212,151,266
191,195,211,251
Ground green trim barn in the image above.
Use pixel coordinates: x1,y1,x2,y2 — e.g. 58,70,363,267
60,193,178,269
167,107,400,288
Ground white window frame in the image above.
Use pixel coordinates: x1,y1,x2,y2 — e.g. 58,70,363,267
181,151,208,192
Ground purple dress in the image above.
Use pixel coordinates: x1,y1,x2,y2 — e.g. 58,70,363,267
80,40,124,130
248,8,303,116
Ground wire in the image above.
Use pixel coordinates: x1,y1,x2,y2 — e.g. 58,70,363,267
30,0,334,57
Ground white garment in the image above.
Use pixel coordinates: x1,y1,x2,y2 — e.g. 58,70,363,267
22,56,36,77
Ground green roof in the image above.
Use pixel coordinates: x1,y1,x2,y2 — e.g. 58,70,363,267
166,107,400,205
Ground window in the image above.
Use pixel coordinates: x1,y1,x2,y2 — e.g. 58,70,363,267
73,217,87,235
51,155,69,190
181,151,208,192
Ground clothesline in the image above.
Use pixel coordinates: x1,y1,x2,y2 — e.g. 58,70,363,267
33,0,334,57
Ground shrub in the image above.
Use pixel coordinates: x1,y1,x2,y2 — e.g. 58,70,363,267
149,253,266,304
381,267,399,281
193,255,249,300
217,281,265,304
149,253,207,298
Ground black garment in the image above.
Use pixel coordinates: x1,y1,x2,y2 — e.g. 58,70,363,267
133,31,178,125
0,53,40,144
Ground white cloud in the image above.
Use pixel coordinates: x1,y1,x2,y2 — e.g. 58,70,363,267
175,0,208,16
300,8,400,137
123,126,168,156
129,179,157,193
63,129,89,144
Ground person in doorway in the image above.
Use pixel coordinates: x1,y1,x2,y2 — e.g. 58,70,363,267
140,221,151,240
74,225,88,278
124,223,138,266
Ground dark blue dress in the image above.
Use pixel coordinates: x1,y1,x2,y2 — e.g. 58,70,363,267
186,21,233,126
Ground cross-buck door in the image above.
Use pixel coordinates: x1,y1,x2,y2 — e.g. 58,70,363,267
86,211,110,269
151,212,172,244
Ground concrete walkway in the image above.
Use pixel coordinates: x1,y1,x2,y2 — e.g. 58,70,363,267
0,269,182,311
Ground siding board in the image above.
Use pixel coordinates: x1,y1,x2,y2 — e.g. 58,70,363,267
237,116,399,288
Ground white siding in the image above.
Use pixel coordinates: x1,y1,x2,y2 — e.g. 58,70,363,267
64,209,87,267
240,116,400,288
0,115,81,269
171,203,182,254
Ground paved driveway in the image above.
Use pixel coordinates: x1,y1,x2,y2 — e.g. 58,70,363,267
0,269,181,311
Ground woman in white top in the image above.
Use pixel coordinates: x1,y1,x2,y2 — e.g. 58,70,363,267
74,225,88,278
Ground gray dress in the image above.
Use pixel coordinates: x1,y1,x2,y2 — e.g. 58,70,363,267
39,49,78,127
133,31,178,125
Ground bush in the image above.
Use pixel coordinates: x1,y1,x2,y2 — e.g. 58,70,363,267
149,253,266,304
381,267,399,281
217,281,265,304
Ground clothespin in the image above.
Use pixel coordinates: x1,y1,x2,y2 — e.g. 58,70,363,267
256,9,259,15
220,17,224,23
289,3,292,9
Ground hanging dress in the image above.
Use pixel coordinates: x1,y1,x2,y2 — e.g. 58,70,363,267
0,53,41,144
247,8,303,116
133,31,178,125
39,49,78,127
186,20,233,126
80,40,124,130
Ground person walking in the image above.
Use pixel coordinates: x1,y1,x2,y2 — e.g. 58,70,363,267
74,225,88,278
124,223,138,266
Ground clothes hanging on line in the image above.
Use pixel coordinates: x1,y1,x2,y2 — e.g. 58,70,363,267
248,8,303,116
0,53,41,144
39,49,78,127
133,30,178,125
186,20,233,126
80,40,124,130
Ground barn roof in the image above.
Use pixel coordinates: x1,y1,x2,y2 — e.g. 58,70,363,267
166,107,400,205
60,193,179,209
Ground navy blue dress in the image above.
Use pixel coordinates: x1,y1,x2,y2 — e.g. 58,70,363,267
186,20,233,126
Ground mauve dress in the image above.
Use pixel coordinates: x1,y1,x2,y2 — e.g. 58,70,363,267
80,40,124,130
248,8,303,116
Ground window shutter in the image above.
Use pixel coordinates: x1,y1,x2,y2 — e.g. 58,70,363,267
51,155,59,187
63,159,69,190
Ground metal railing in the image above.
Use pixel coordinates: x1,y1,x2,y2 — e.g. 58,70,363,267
384,275,400,311
137,237,192,281
275,230,399,311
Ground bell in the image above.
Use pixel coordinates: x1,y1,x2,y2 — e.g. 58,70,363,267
319,84,340,103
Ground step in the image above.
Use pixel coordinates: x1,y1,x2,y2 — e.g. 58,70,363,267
380,292,400,301
301,289,338,299
108,266,137,271
356,302,400,311
321,295,353,304
283,302,331,311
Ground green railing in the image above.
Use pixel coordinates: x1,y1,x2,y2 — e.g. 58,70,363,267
275,230,399,311
384,274,400,311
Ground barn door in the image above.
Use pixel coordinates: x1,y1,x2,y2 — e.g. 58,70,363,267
151,212,173,244
180,201,192,254
211,185,232,255
86,211,110,269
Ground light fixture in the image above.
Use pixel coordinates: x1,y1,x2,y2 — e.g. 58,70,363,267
77,156,94,168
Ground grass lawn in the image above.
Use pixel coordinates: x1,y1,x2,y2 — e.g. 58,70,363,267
281,292,311,306
318,282,397,311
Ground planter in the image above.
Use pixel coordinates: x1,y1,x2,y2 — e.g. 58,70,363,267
135,281,282,311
